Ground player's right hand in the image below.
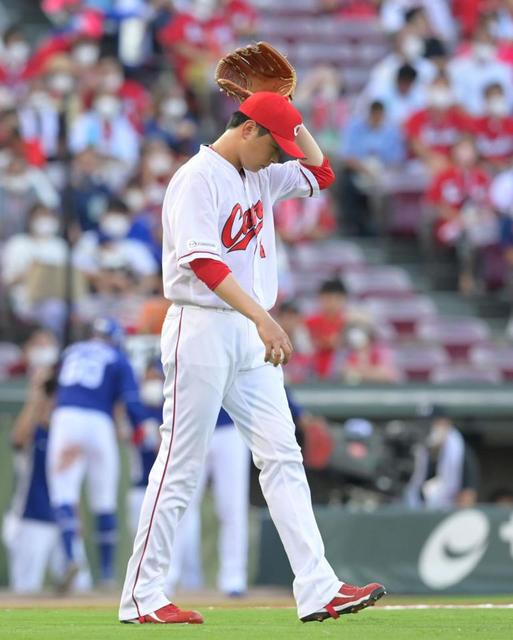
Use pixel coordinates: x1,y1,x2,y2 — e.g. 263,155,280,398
255,313,293,367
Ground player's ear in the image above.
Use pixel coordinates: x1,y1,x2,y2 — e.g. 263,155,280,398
240,119,257,140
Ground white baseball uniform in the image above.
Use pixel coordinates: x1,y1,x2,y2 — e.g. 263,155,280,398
119,145,340,621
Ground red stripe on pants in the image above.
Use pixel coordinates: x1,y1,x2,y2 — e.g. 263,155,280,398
131,307,184,617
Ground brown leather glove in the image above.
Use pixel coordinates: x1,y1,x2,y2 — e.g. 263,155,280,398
215,41,297,102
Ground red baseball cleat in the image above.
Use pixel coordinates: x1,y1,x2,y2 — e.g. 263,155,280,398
122,603,204,624
300,582,386,622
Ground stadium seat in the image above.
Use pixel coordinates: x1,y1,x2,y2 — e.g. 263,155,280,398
0,342,24,380
289,240,366,274
429,364,502,384
416,317,491,360
469,344,513,381
342,267,414,299
364,296,437,337
393,344,449,381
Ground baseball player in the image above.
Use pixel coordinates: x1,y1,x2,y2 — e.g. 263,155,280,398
3,365,91,594
119,91,385,625
47,317,146,587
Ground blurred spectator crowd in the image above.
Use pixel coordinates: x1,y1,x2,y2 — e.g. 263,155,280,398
1,0,513,386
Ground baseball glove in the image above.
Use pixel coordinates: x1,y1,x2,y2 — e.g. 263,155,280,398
215,41,297,102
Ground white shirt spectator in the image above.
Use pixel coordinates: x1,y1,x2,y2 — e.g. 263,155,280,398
405,426,466,508
448,54,513,116
368,83,426,125
73,231,158,278
380,0,457,43
490,168,513,215
69,102,140,167
365,53,437,99
19,93,60,159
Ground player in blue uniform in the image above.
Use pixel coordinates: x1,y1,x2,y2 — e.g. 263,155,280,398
47,317,146,586
3,364,91,593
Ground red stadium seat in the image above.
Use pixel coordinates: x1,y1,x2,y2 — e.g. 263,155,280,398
365,296,437,337
0,342,24,380
429,364,502,384
342,267,414,299
290,240,366,274
417,317,490,360
469,344,513,381
393,344,449,381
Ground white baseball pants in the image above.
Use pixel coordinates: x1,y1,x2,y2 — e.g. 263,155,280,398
4,517,92,593
119,305,339,620
47,407,119,512
164,423,250,595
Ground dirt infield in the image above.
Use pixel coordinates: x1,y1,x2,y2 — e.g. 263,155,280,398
0,586,295,609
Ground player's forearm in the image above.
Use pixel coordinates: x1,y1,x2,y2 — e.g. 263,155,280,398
296,124,324,166
213,273,269,324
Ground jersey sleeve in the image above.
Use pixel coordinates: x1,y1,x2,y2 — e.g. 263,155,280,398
264,160,320,203
165,171,224,269
116,354,146,428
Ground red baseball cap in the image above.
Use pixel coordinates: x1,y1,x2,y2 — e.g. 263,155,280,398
239,92,304,159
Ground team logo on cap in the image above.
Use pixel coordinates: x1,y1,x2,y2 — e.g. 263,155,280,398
293,124,302,137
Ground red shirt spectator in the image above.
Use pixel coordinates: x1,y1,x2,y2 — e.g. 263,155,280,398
158,9,233,85
342,325,400,384
275,193,337,244
473,113,513,169
472,83,513,170
305,280,347,378
221,0,258,37
426,138,491,245
405,105,471,158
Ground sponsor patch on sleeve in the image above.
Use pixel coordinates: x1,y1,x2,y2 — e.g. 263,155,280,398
187,239,219,251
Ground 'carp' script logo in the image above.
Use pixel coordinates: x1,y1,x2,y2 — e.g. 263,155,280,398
222,200,264,252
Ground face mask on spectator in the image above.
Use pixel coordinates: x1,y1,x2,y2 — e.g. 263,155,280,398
140,379,164,407
454,144,476,167
27,345,59,369
100,213,130,238
191,0,216,21
32,216,59,237
346,327,370,350
0,86,15,110
101,73,123,92
473,42,495,63
124,189,145,212
29,91,52,109
48,72,75,95
6,41,30,67
72,43,99,67
161,98,188,120
428,86,453,110
427,424,449,448
0,150,12,169
487,95,509,118
2,174,28,193
148,153,173,176
319,84,338,101
94,95,121,119
401,35,424,61
145,183,166,205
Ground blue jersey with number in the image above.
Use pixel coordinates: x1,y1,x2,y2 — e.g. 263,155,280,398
55,339,145,427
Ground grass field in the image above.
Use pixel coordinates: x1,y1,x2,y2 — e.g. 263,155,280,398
2,596,513,640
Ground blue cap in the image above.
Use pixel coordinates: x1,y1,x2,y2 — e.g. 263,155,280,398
92,317,124,345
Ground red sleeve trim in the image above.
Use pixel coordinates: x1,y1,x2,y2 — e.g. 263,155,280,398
300,156,335,190
190,258,231,290
177,249,220,262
